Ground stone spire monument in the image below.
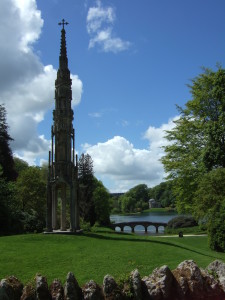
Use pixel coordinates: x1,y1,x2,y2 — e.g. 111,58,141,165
46,19,79,232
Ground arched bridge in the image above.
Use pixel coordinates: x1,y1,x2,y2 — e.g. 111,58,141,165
111,221,167,233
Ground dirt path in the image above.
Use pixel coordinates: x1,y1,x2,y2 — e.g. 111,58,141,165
152,234,207,238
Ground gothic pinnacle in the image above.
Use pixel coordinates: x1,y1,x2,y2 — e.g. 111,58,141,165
58,18,69,30
58,19,69,70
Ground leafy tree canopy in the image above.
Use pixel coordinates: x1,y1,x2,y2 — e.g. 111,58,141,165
16,166,46,219
208,198,225,252
162,66,225,214
93,179,111,225
193,168,225,220
14,157,29,175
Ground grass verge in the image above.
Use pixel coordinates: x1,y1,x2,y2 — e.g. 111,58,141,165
0,227,224,286
165,226,207,235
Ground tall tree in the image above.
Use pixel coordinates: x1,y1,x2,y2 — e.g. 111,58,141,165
14,157,29,175
0,104,17,181
162,67,225,214
93,179,111,226
78,153,96,225
16,166,46,225
0,165,23,235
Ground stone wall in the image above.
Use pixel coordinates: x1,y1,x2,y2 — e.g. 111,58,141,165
1,260,225,300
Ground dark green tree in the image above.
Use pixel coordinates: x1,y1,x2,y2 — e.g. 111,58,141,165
14,157,29,175
78,153,96,225
16,166,46,232
162,67,225,214
93,179,111,225
0,165,22,235
208,198,225,252
0,104,17,181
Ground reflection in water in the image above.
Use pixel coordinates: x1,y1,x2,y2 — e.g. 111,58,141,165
110,211,177,235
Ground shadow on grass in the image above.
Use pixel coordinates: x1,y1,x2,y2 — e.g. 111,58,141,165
82,231,219,260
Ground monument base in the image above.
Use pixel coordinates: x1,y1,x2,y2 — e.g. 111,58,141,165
43,229,83,235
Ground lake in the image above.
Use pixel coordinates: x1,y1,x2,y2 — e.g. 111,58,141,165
110,210,177,235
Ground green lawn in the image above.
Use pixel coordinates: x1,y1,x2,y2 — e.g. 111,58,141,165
0,228,224,286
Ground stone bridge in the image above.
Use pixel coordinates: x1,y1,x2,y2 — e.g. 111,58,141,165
111,221,167,233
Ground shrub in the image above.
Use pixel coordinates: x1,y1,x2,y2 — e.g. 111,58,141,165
208,199,225,252
21,210,45,233
80,219,91,232
167,215,197,229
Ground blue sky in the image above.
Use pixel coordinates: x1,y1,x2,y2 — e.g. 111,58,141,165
1,0,225,192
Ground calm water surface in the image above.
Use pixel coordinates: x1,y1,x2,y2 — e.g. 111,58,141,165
110,211,177,235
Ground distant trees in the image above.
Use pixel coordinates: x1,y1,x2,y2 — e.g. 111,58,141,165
114,182,176,214
119,184,149,213
148,181,175,208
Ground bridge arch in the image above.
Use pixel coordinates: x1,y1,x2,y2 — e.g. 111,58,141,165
115,226,122,232
158,225,166,233
147,225,157,233
124,225,132,232
111,221,167,234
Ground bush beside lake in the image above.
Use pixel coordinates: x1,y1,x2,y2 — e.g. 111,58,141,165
167,216,197,229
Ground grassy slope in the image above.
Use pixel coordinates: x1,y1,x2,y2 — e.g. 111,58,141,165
0,228,224,286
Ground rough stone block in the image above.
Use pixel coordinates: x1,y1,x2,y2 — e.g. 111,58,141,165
82,280,104,300
64,272,82,300
50,279,64,300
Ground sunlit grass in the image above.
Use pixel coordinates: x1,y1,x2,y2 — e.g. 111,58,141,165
0,227,224,286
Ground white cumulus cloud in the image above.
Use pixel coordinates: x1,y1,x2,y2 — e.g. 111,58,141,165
0,0,83,165
144,116,179,154
86,0,131,53
83,117,177,192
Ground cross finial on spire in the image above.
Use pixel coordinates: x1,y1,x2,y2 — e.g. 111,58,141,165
58,19,69,30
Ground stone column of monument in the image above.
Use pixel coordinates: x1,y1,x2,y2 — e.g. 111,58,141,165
46,19,79,232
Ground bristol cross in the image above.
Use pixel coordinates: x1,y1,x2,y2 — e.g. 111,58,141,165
46,20,80,232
